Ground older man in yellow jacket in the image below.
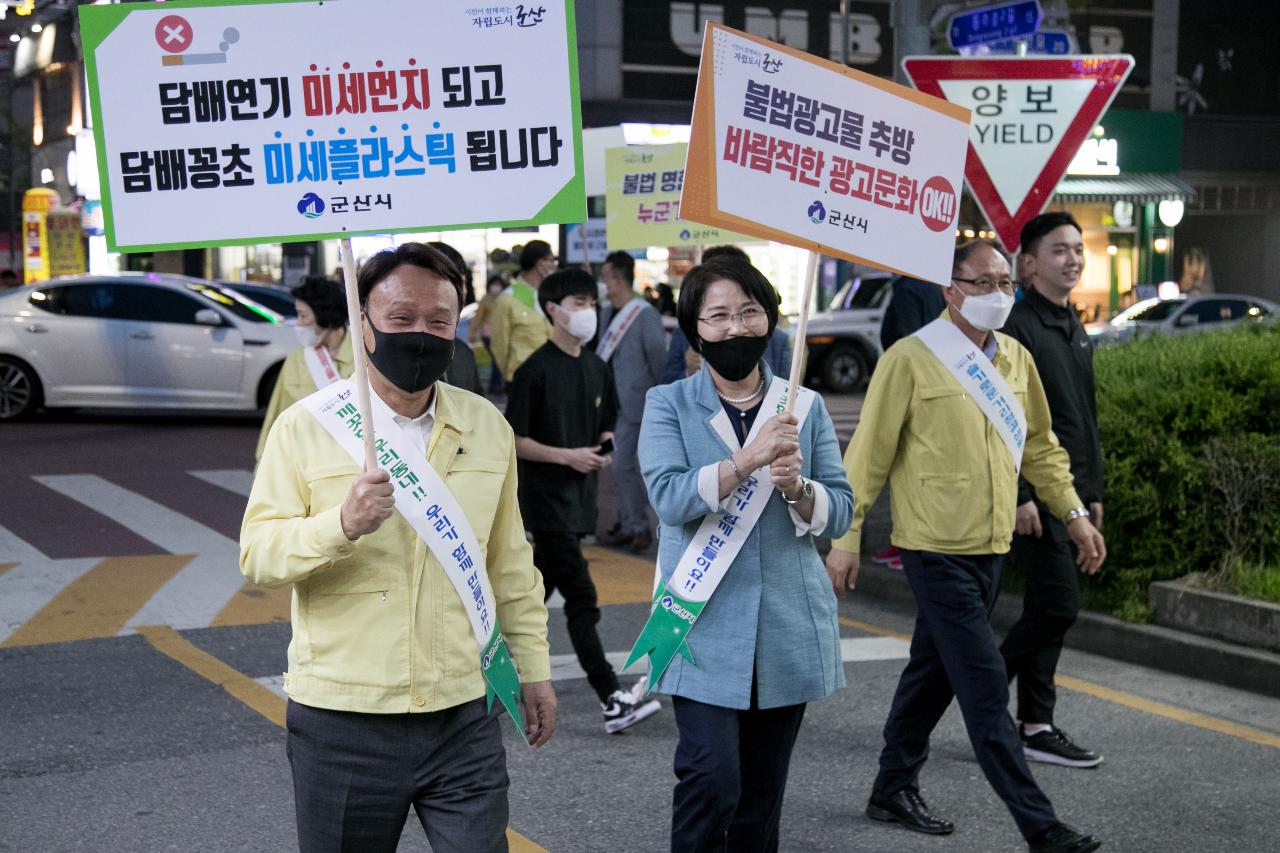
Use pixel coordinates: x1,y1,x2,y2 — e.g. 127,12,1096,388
826,240,1106,853
242,242,554,853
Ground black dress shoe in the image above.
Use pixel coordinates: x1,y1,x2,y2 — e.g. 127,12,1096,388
1028,822,1102,853
866,788,955,835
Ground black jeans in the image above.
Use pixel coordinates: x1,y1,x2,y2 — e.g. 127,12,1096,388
531,531,618,702
875,549,1058,840
286,699,509,853
670,682,807,853
1002,512,1081,725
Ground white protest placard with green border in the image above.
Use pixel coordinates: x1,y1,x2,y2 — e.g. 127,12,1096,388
79,0,585,253
604,143,752,250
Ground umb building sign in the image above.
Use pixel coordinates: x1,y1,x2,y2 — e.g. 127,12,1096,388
904,55,1134,252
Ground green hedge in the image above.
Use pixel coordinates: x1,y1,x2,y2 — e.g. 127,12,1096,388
1082,323,1280,620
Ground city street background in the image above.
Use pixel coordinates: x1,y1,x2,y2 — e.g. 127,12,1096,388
2,396,1277,853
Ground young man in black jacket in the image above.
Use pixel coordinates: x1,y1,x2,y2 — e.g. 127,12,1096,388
1000,212,1106,769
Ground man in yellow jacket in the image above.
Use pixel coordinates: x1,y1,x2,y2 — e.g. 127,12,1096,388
488,239,555,379
825,240,1106,853
242,242,555,853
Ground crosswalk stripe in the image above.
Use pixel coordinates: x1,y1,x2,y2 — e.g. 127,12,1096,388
0,523,48,564
253,636,909,693
2,555,192,648
0,526,100,645
34,475,244,632
189,469,254,498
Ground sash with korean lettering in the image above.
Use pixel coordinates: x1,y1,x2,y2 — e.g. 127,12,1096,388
596,298,646,363
625,376,816,690
913,318,1026,471
300,380,528,742
302,343,341,390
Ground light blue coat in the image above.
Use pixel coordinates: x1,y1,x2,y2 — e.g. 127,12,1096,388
638,363,854,710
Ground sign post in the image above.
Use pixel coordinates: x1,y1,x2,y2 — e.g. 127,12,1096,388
903,54,1134,252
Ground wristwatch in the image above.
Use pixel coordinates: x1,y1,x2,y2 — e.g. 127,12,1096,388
782,478,814,505
1064,506,1090,523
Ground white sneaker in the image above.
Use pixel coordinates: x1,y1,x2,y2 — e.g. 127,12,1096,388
601,689,661,734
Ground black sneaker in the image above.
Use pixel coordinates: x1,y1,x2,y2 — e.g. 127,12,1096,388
1022,727,1104,768
1028,822,1102,853
602,689,661,734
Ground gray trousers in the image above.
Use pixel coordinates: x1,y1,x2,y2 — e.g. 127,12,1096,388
613,416,650,535
286,698,510,853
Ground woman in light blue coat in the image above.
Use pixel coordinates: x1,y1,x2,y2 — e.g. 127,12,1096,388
638,257,853,852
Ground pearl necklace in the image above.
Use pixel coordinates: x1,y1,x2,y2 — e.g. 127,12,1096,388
716,376,765,405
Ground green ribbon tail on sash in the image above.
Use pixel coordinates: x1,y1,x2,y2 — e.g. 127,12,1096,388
623,583,701,694
480,626,528,745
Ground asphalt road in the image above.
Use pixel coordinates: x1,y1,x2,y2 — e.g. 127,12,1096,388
2,398,1278,853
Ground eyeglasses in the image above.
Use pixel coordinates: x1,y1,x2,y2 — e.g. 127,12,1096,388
952,276,1016,295
697,306,768,328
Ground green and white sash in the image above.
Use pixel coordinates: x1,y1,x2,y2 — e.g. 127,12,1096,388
301,343,341,390
596,298,646,363
914,318,1026,471
301,380,527,740
625,377,816,690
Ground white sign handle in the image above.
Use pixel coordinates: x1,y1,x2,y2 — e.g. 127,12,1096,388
784,250,819,414
339,238,379,471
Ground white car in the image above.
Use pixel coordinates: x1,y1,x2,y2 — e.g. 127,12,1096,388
1086,293,1278,345
802,274,895,392
0,273,296,420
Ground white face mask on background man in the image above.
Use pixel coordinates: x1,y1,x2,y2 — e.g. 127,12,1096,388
957,289,1015,332
562,306,598,343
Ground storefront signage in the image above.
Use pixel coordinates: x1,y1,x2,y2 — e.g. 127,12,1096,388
622,1,894,102
79,0,585,253
681,24,970,285
606,143,752,250
903,54,1133,252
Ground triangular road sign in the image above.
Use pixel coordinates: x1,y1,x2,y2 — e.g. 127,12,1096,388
903,55,1134,252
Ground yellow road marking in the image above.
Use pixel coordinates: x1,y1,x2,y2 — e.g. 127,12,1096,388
839,616,911,643
0,562,14,578
838,617,1280,750
211,581,292,627
139,624,549,850
584,545,655,606
2,555,192,648
138,624,287,727
1055,675,1280,750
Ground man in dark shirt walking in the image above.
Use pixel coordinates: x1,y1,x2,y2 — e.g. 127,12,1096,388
506,269,661,734
1000,212,1106,769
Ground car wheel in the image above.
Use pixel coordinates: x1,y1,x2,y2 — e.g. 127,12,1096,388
256,362,284,409
0,357,43,421
820,345,868,393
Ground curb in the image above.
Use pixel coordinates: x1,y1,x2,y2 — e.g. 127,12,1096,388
851,561,1280,700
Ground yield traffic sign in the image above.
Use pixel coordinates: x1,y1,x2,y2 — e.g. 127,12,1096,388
903,55,1134,252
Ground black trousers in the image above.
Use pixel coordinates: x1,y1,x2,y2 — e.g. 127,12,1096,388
1002,513,1081,725
531,531,619,702
286,698,509,853
670,682,807,853
875,550,1058,840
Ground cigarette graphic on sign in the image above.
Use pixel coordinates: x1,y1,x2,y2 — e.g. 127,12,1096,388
156,15,240,66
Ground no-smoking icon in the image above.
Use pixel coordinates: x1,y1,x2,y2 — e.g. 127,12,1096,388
155,15,193,53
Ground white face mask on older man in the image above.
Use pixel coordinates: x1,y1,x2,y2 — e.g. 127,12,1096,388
957,289,1015,332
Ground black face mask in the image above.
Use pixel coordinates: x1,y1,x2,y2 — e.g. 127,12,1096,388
699,333,770,382
364,316,455,394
